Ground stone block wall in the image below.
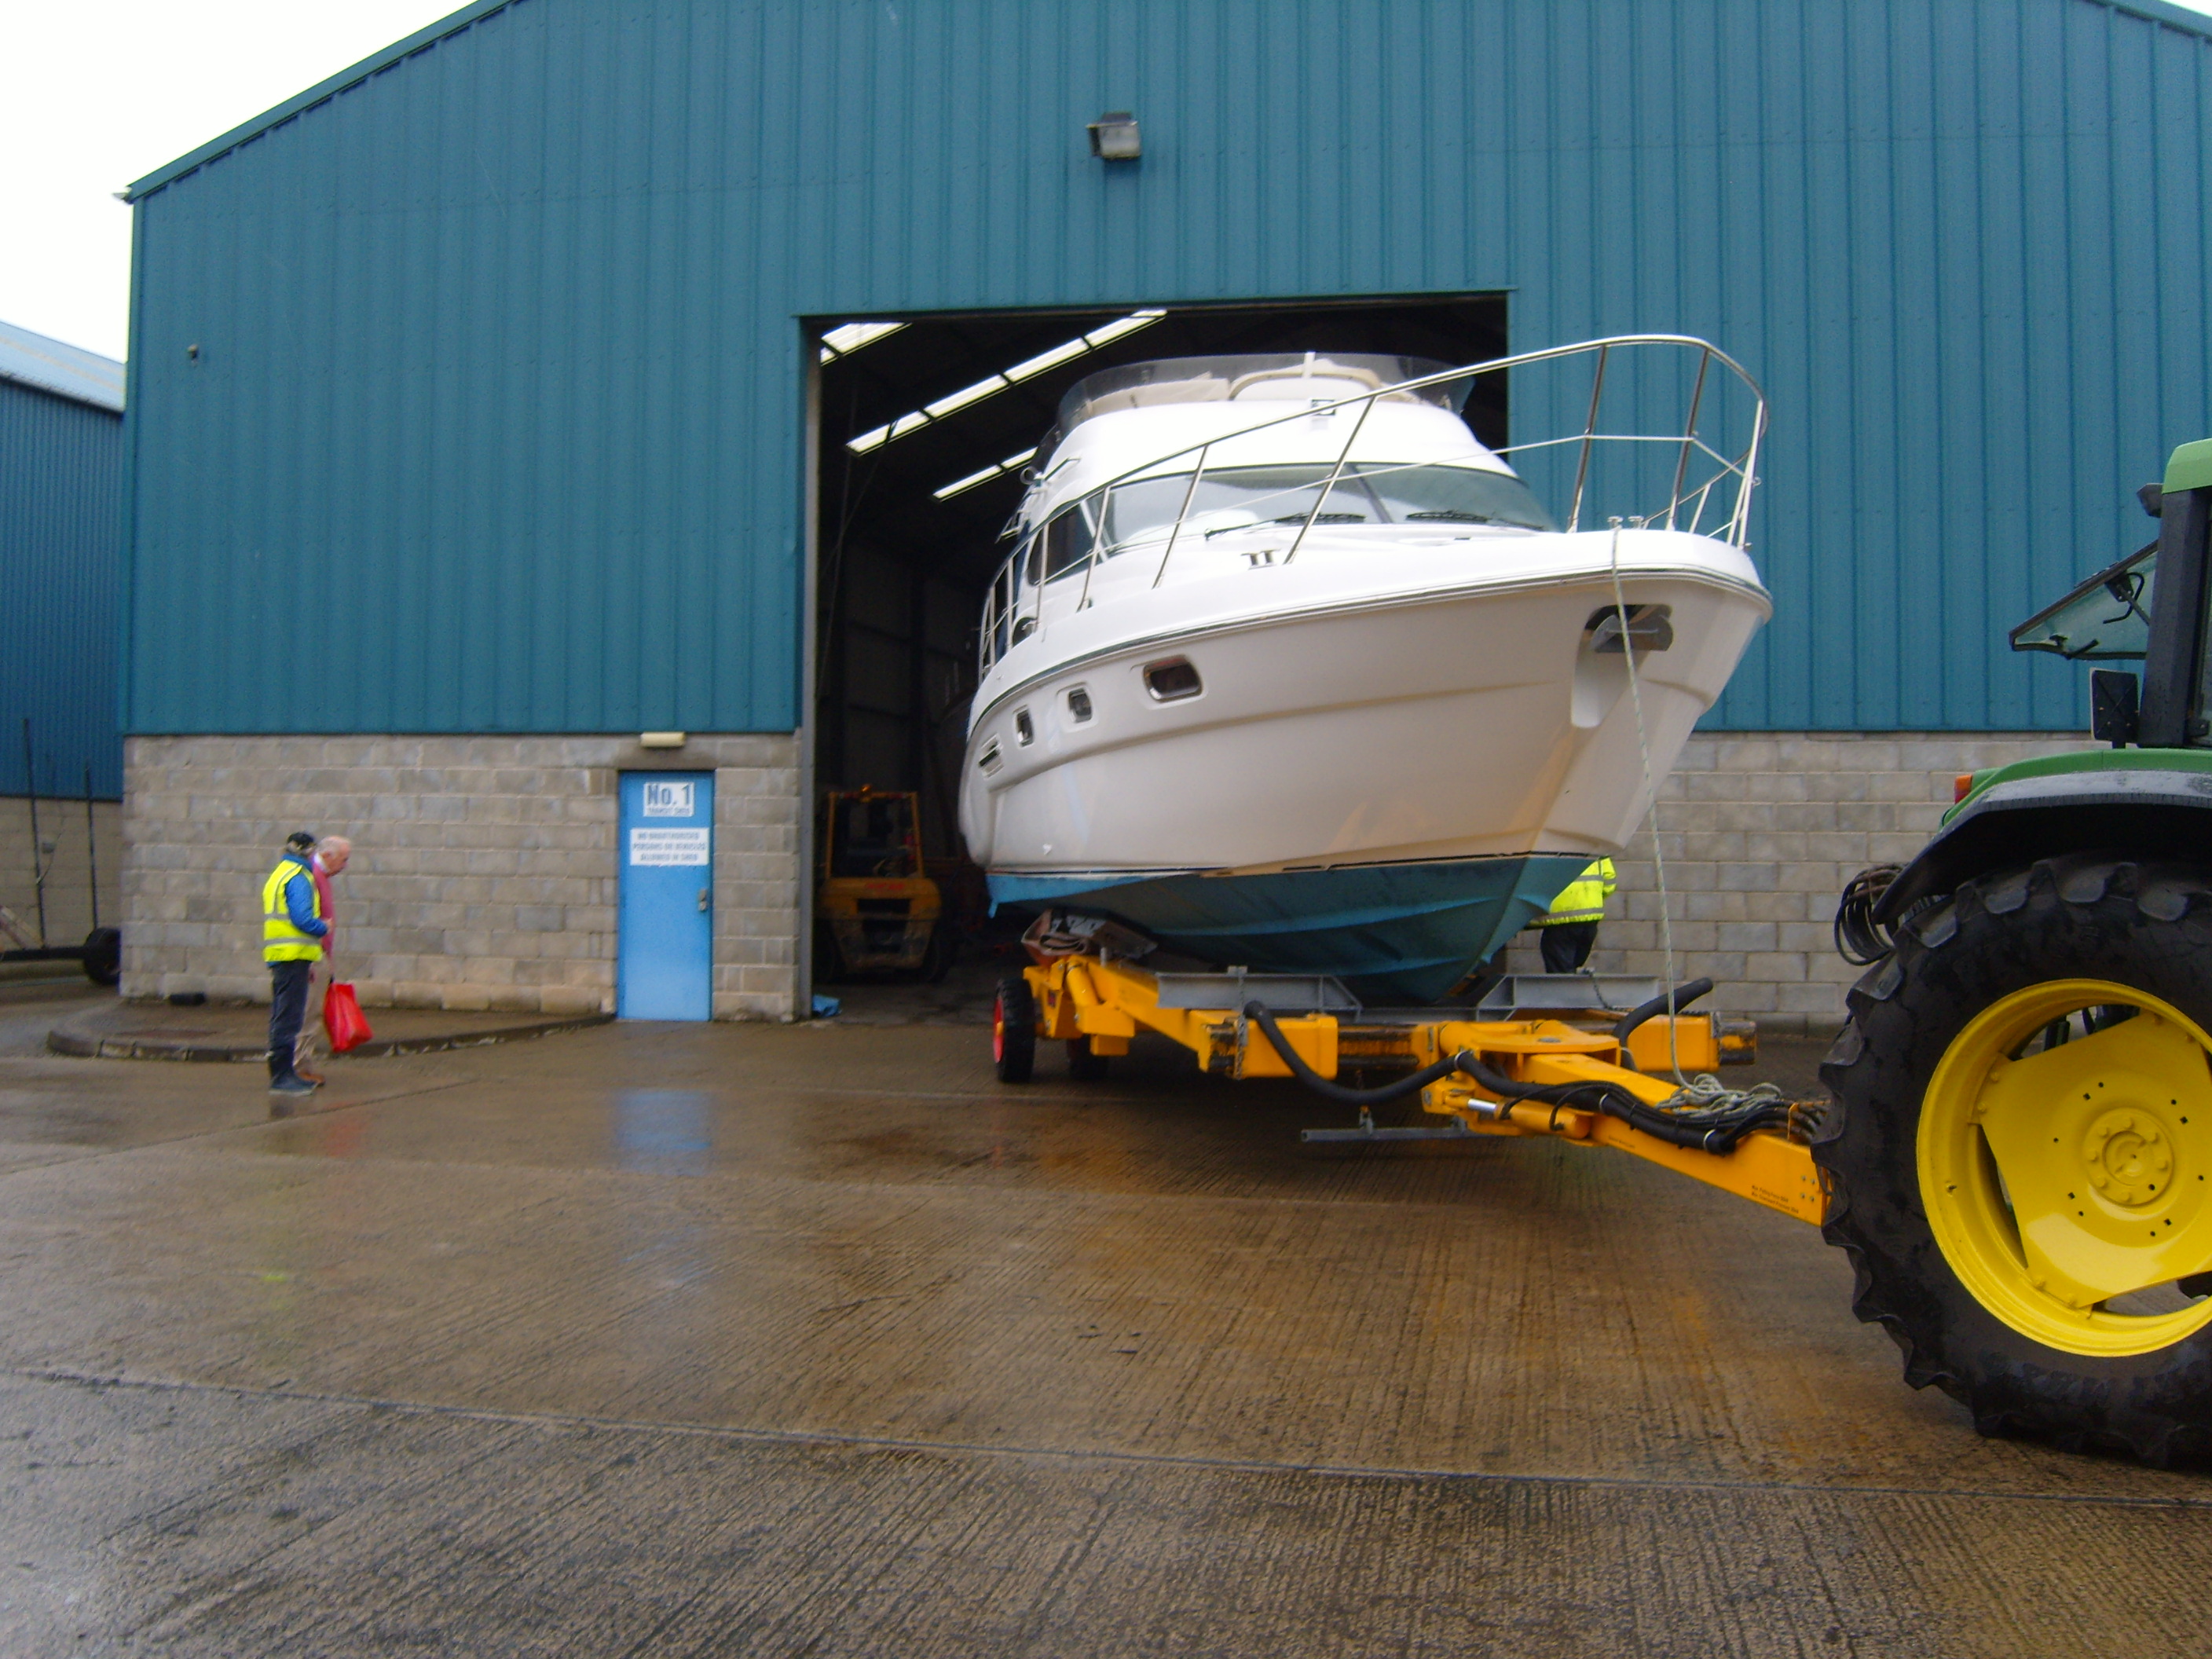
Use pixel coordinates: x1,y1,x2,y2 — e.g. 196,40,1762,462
123,728,2092,1035
1492,732,2089,1035
122,734,803,1020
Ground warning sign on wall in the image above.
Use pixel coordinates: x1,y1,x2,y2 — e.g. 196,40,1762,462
629,827,711,866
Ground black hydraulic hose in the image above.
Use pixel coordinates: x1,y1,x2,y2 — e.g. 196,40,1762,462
1248,992,1772,1154
1833,864,1902,965
1454,1053,1760,1155
1612,977,1714,1048
1242,1000,1470,1105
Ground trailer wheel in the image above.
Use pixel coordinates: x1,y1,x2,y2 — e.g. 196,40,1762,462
1067,1037,1110,1081
1818,856,2212,1463
81,927,120,987
992,975,1037,1083
921,925,954,983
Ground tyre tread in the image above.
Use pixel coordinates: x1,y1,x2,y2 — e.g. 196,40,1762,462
1816,855,2212,1464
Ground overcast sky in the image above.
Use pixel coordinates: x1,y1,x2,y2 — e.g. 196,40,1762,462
5,2,461,360
9,0,2212,364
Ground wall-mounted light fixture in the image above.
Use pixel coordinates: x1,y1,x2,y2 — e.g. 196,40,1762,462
639,731,687,749
1088,112,1141,160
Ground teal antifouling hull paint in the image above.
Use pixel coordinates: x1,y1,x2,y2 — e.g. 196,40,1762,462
987,854,1589,1005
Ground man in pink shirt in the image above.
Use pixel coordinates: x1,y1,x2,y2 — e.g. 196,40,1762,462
295,836,352,1084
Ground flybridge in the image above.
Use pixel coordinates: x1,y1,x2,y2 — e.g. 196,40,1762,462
1044,351,1469,456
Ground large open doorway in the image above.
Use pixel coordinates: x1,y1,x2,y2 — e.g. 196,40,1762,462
803,293,1508,992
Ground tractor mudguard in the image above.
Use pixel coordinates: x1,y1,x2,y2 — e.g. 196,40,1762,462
1874,755,2212,925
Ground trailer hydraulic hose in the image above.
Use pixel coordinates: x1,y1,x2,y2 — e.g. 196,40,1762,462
1247,994,1789,1152
1454,1055,1764,1153
1612,978,1714,1048
1242,1001,1472,1106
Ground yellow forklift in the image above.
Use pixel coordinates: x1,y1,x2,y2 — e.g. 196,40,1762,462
814,787,949,980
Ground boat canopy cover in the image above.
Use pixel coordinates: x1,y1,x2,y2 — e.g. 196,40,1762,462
1045,353,1466,458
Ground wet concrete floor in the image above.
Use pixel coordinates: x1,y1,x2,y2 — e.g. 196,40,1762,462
2,1010,2210,1655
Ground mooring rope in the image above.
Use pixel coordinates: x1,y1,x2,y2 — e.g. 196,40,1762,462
1608,516,1686,1086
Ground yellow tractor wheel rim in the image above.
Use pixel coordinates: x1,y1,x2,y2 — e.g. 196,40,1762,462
1921,979,2212,1357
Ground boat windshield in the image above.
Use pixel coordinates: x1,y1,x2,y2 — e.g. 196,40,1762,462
1096,463,1557,553
980,461,1562,668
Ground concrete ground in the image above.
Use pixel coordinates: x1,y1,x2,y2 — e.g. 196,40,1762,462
2,994,2209,1655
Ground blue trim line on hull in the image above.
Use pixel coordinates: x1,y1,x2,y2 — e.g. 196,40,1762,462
987,854,1592,1004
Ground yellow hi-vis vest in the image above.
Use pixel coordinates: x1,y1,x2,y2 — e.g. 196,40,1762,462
1536,858,1617,926
262,855,324,962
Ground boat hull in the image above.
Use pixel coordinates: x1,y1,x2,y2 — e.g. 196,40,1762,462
960,531,1768,1002
990,854,1591,1005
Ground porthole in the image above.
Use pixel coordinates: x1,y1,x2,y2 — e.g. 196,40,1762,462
977,739,1002,775
1014,708,1035,745
1144,657,1203,702
1066,687,1093,723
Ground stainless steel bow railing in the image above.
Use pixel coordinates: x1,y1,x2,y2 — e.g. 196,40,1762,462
977,335,1767,675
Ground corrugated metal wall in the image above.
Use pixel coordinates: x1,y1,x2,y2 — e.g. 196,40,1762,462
1,379,123,796
124,0,2212,734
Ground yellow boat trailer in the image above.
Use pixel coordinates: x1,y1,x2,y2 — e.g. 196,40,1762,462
999,953,1826,1227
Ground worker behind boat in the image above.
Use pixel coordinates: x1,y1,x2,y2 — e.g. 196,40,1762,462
1530,859,1617,974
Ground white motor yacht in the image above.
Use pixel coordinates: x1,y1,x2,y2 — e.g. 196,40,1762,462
957,338,1772,1002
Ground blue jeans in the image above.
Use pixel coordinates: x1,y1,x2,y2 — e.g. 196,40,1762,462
269,959,313,1082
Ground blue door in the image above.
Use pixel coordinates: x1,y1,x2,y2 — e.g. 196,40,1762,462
617,771,714,1020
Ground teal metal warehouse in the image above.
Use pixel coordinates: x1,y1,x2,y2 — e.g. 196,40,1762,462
114,0,2212,1024
2,320,123,947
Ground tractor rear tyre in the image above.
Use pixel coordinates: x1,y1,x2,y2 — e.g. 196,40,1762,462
1818,855,2212,1463
992,974,1037,1084
1067,1037,1111,1081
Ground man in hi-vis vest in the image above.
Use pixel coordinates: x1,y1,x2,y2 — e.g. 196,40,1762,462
1532,858,1616,973
262,831,331,1097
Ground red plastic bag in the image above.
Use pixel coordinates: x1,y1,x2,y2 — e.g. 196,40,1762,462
323,981,373,1053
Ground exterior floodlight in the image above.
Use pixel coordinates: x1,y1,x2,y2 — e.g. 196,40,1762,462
1088,112,1141,160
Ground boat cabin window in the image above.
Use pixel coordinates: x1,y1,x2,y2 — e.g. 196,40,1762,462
980,536,1049,672
1041,500,1099,582
1103,467,1373,547
1097,463,1554,551
1354,463,1557,531
980,560,1016,670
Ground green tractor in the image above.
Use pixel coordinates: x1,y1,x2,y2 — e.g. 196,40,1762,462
1822,439,2212,1463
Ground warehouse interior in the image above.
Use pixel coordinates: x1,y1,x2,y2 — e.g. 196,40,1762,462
808,293,1511,873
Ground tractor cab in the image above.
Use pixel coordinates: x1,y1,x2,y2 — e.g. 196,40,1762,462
814,787,947,979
